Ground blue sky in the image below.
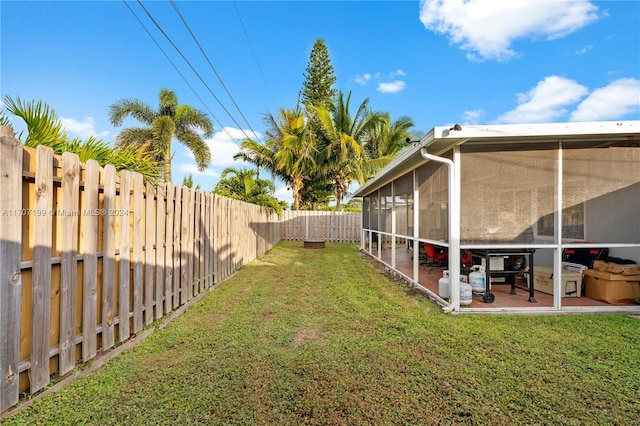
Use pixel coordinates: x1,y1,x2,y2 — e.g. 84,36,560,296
2,0,639,205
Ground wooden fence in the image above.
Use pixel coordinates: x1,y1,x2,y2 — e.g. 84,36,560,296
0,127,280,413
280,210,361,242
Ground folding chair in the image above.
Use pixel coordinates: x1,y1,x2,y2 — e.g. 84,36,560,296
421,242,448,272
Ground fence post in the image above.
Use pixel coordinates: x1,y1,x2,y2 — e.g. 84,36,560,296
102,164,117,350
81,160,99,362
118,170,131,342
0,126,23,412
30,145,54,393
58,152,80,375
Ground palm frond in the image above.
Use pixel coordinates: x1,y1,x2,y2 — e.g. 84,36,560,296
176,129,211,171
115,127,156,151
69,136,113,164
158,88,178,112
3,95,68,148
109,98,156,126
175,104,214,138
152,115,176,158
0,111,12,128
110,144,162,183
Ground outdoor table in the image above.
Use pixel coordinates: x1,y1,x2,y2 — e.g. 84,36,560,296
474,249,536,303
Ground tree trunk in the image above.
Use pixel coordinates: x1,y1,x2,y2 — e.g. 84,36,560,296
292,177,302,211
164,157,172,182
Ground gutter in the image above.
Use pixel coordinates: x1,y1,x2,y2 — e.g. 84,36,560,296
420,147,460,311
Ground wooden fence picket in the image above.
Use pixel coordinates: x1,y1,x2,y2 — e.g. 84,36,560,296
0,127,22,412
155,183,166,320
81,160,99,362
144,182,155,326
58,152,80,376
180,188,190,303
172,186,182,310
132,173,144,333
203,193,210,288
30,145,54,393
187,189,194,299
118,171,131,342
102,164,117,351
194,190,201,294
164,183,174,314
212,194,219,284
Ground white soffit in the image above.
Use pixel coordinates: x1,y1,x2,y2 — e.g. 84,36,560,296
353,120,640,197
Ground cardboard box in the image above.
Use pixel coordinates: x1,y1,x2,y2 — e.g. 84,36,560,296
592,260,640,276
592,260,609,272
605,263,640,276
532,267,583,297
583,269,640,305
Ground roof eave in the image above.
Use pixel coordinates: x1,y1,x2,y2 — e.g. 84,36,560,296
352,120,640,198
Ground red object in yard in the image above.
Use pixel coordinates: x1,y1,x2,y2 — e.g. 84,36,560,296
461,250,473,267
421,242,448,270
421,243,473,270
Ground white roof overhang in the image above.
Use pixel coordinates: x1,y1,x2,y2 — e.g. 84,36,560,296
352,120,640,197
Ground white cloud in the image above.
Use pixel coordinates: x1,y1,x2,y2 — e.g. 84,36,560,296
576,45,592,55
570,78,640,121
497,76,588,124
59,116,109,139
377,80,406,94
193,126,260,167
175,162,220,178
419,0,600,61
274,185,293,207
462,109,484,125
354,70,407,93
354,73,372,85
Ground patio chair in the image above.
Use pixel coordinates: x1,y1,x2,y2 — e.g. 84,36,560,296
421,242,448,271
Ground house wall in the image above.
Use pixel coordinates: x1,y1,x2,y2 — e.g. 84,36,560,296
459,145,557,245
564,146,640,245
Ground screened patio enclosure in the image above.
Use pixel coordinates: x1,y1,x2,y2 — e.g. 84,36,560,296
353,121,640,313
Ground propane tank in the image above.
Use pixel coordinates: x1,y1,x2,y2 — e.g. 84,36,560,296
469,265,486,294
460,280,473,306
438,270,450,299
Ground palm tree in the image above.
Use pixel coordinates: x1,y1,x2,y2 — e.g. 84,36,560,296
109,88,213,182
2,95,160,180
362,113,415,177
273,108,317,210
312,90,384,210
233,113,282,182
235,108,317,211
212,167,282,214
297,176,334,210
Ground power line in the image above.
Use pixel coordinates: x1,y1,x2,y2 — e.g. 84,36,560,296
121,0,240,145
170,0,259,141
232,0,275,106
135,0,254,142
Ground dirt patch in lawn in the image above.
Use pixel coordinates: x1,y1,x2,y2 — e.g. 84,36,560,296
291,328,319,347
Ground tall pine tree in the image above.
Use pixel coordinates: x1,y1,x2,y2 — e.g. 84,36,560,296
300,39,336,109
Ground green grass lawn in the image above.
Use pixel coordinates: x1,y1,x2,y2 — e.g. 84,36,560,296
4,241,639,425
